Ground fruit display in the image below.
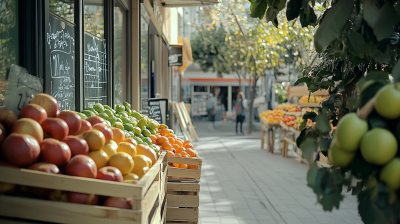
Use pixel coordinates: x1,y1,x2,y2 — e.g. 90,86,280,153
325,83,400,207
0,93,164,209
282,115,296,126
299,95,327,104
276,103,301,112
259,110,284,123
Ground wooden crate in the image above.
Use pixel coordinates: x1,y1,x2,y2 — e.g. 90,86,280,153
166,182,200,223
167,154,202,180
0,152,168,224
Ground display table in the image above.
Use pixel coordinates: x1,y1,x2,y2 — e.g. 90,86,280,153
261,118,281,153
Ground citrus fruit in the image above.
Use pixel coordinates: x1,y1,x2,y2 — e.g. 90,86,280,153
335,113,368,153
133,127,142,136
107,117,118,125
162,142,173,151
136,144,157,165
360,128,398,165
150,135,157,141
160,129,170,137
88,150,109,169
123,173,139,183
328,140,355,168
186,148,196,157
117,142,137,158
172,163,180,168
111,128,125,143
113,122,124,130
123,138,138,146
380,158,400,191
142,129,151,137
175,140,183,147
121,117,132,124
123,123,134,131
179,164,188,169
138,118,147,127
133,166,149,179
123,102,131,110
131,111,142,120
167,137,175,145
115,104,125,113
175,146,185,154
167,151,175,156
93,103,104,113
108,152,134,175
101,140,118,157
159,124,168,129
156,136,168,145
181,151,190,158
188,164,197,169
104,110,114,118
131,155,152,175
82,129,106,150
175,153,182,157
184,142,194,149
142,137,152,145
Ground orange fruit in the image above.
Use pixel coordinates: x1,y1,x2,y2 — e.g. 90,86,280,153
117,142,137,158
167,137,175,144
188,164,197,169
179,164,188,169
160,129,170,137
162,142,173,151
184,142,194,149
175,153,182,157
136,144,157,165
101,140,118,157
82,129,106,150
175,146,185,154
131,155,151,175
133,166,149,179
186,148,196,157
111,128,125,143
152,140,157,144
108,152,134,175
156,136,168,145
166,133,177,139
150,135,157,141
172,144,181,150
175,140,183,147
183,140,191,146
167,151,175,156
172,163,180,167
181,151,190,158
123,138,138,146
88,150,109,169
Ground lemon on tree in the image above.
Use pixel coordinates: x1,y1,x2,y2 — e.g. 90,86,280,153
374,84,400,119
360,128,398,165
380,158,400,191
335,113,368,152
328,139,355,167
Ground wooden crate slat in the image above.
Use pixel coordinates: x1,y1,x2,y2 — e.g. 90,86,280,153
167,156,202,166
167,194,199,207
167,167,201,180
0,195,139,224
141,180,161,221
167,182,200,192
166,208,198,222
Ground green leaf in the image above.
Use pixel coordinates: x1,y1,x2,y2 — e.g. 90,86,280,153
276,0,286,11
350,154,376,179
348,31,366,55
266,7,278,23
359,82,385,108
299,137,319,162
307,163,320,188
286,0,302,21
358,189,391,224
392,56,400,83
317,70,333,77
314,0,354,53
320,192,344,211
362,0,380,28
319,138,332,151
373,3,400,41
315,113,331,132
351,181,364,195
320,80,334,89
295,77,311,85
303,111,317,121
250,0,268,19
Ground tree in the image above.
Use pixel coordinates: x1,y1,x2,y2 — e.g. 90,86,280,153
249,0,400,223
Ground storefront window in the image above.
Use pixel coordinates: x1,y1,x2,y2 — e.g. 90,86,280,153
49,0,74,23
83,0,107,108
0,0,18,105
114,3,127,106
140,15,149,109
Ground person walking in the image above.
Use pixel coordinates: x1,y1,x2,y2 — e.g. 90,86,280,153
206,93,217,130
234,92,245,135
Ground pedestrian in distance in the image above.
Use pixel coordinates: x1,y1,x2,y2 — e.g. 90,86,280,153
206,93,217,131
234,92,245,135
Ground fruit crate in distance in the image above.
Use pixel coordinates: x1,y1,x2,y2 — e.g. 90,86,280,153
166,181,200,224
167,153,202,180
0,152,168,224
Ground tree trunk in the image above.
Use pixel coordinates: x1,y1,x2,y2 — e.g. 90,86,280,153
236,72,242,91
247,72,259,134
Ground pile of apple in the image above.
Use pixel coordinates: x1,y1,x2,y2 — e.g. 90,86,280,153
328,83,400,204
0,93,158,209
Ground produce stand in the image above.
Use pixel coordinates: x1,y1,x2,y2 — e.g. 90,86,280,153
299,103,322,108
260,117,281,153
0,152,168,224
280,121,306,162
166,153,202,223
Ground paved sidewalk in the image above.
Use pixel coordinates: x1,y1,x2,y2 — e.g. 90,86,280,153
193,120,362,224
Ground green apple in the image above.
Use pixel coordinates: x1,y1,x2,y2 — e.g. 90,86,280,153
375,84,400,119
328,139,355,167
380,157,400,191
360,128,398,165
335,113,369,152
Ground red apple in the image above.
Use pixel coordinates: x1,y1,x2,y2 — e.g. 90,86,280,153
57,111,81,136
1,133,40,167
93,123,113,144
30,93,59,117
0,123,6,146
11,118,44,143
40,139,71,167
65,155,97,178
19,104,47,124
67,192,99,205
62,136,89,156
86,116,105,126
103,197,132,209
0,109,18,130
41,118,69,140
27,162,60,196
97,166,123,182
77,119,92,135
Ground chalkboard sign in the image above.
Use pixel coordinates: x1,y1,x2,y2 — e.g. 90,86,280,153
169,45,183,66
148,98,168,124
47,14,76,111
84,33,108,108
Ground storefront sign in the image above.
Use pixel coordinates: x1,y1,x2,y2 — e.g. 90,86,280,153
148,98,168,124
47,14,76,111
169,45,183,66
